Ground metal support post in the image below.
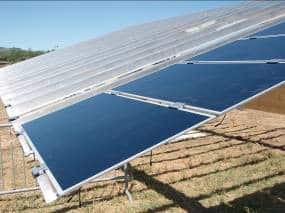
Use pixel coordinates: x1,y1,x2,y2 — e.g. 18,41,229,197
123,163,133,202
78,188,82,207
149,150,153,166
67,187,82,207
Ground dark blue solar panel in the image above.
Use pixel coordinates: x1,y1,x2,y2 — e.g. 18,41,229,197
252,21,285,36
192,37,285,61
23,94,208,191
116,64,285,112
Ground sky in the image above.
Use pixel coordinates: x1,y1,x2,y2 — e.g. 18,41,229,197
0,1,242,50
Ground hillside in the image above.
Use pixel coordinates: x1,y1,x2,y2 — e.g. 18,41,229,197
0,47,46,64
0,47,8,53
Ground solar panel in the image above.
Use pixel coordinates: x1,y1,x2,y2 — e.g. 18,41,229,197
191,36,285,61
116,64,285,112
252,21,285,36
22,93,209,193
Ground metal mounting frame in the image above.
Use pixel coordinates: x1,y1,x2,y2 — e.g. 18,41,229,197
3,74,284,203
65,163,133,207
1,4,285,204
5,78,284,202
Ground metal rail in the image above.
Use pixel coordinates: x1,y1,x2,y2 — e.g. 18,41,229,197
0,123,12,128
240,33,285,40
183,59,285,64
0,134,4,190
107,90,220,117
0,187,39,196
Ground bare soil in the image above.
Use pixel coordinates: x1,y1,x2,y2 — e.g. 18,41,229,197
245,85,285,114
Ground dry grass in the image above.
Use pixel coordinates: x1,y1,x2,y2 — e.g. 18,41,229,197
0,107,284,212
245,85,285,115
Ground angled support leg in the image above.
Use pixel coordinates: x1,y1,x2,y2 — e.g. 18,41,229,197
67,187,82,207
215,113,227,127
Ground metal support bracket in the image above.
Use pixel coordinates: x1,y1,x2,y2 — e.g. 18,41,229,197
109,90,121,96
266,59,285,64
32,164,47,178
168,102,185,110
4,104,11,108
8,116,19,122
32,164,58,203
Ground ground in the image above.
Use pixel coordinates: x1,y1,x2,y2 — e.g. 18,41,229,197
0,103,284,212
245,85,285,115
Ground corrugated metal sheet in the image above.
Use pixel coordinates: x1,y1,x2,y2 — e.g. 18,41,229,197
0,1,285,119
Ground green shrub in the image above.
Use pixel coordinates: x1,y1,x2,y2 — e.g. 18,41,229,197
0,48,47,64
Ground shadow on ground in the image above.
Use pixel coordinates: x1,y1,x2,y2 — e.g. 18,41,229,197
0,111,284,212
131,166,284,213
209,182,285,213
43,122,285,212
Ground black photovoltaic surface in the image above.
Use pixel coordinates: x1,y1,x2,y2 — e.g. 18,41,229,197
191,36,285,61
23,94,208,191
252,21,285,36
116,64,285,112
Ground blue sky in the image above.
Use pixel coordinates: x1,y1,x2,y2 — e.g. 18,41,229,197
0,1,241,50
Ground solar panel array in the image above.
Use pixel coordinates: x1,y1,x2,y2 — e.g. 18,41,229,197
17,16,285,202
0,1,281,203
1,1,285,119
